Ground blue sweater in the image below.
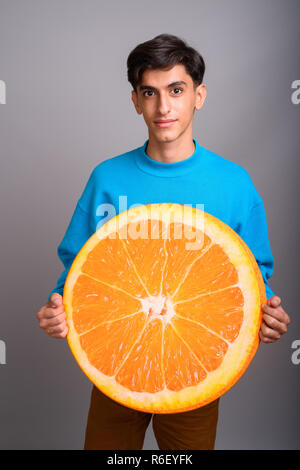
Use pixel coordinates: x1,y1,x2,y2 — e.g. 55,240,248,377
48,138,275,301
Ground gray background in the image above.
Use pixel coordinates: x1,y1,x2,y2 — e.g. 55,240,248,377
0,0,299,449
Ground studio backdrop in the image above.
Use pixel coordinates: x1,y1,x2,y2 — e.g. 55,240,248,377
0,0,299,449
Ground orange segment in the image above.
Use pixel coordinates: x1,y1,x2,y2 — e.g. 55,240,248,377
79,311,147,376
171,315,229,372
161,222,212,298
115,319,164,393
72,274,143,334
121,219,167,296
163,322,207,391
63,203,265,414
81,234,148,298
174,286,244,343
172,243,239,303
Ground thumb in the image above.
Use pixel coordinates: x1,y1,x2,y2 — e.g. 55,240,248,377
49,293,62,308
268,296,281,308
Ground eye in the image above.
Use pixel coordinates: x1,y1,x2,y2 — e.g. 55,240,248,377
143,90,154,97
172,87,183,94
142,87,183,97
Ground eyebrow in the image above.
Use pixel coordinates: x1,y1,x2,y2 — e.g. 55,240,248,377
139,81,187,92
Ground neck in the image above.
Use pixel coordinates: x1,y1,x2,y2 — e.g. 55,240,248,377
145,129,195,163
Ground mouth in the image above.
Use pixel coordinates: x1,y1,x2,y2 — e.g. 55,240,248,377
154,119,177,128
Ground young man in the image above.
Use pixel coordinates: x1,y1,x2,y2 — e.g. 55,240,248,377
37,34,290,450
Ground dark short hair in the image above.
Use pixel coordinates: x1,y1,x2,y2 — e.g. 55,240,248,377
127,33,205,92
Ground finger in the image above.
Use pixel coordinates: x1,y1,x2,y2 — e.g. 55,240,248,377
259,331,276,343
40,312,67,328
50,325,69,339
262,313,288,334
47,311,67,326
267,296,281,308
260,321,281,340
261,304,287,322
46,322,68,336
36,309,44,320
49,293,63,309
43,304,65,319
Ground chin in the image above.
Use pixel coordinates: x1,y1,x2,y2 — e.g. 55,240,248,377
155,135,175,143
151,129,180,143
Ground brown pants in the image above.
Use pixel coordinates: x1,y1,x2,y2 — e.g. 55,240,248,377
84,385,219,450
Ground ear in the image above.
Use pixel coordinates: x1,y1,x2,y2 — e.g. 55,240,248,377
131,90,143,115
194,83,207,111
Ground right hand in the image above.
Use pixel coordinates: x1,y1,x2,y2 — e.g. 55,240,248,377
37,293,69,339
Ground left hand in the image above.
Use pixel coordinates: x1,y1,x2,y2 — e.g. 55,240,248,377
259,296,291,343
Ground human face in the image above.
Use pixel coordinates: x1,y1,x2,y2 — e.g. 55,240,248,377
131,64,206,143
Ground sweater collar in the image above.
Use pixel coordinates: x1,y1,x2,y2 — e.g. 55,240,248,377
134,138,204,177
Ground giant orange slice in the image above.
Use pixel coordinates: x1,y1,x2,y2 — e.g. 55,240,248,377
63,203,265,414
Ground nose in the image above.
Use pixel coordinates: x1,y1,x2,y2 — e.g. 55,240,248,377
157,92,171,116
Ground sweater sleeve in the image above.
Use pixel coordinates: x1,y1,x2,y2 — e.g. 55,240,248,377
47,202,93,301
239,200,275,300
48,169,96,302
